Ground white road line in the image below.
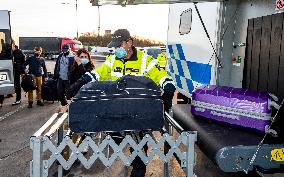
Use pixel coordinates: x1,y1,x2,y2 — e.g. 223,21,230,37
0,103,27,122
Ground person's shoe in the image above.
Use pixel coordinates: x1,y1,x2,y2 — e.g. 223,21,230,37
0,104,2,108
12,100,21,106
28,102,33,108
37,100,44,106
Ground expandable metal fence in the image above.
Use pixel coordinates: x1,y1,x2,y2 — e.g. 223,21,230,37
30,112,197,177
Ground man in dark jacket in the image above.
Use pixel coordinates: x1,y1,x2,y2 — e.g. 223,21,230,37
23,47,47,108
54,44,74,107
12,45,26,105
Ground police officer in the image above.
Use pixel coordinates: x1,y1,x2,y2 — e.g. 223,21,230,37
68,29,175,177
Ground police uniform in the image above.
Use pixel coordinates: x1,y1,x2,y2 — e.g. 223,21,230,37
86,47,173,92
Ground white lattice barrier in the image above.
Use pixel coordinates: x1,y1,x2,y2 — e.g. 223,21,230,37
30,113,197,177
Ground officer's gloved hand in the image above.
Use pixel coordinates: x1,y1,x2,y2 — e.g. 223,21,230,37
81,72,95,83
66,79,85,99
162,82,176,112
163,82,176,93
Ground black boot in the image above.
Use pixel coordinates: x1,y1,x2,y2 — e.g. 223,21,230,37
28,102,33,108
37,100,44,106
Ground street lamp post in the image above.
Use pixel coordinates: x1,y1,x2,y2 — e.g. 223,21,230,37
61,0,78,39
75,0,78,39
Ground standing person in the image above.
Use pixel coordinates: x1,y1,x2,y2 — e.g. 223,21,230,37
54,44,74,108
23,47,48,108
12,45,26,106
69,29,176,177
70,48,95,85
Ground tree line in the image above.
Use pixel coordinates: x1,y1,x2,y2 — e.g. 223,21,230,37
78,33,165,47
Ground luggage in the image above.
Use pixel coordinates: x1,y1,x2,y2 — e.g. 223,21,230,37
42,78,58,103
69,75,164,133
21,74,36,92
191,85,276,132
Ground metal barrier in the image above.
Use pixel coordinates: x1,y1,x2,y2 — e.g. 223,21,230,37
30,112,197,177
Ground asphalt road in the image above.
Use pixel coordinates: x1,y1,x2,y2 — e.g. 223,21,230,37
0,59,283,177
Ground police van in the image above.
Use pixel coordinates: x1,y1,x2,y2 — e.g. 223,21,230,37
0,10,14,96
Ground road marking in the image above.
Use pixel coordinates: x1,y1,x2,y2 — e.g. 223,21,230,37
0,103,27,122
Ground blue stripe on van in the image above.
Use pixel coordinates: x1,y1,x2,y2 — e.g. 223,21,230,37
186,78,194,93
167,44,212,94
175,60,185,77
176,44,185,60
186,61,211,84
167,45,175,59
175,75,182,89
168,59,174,73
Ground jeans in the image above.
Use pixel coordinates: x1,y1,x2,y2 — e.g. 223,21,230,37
28,76,43,102
57,78,70,106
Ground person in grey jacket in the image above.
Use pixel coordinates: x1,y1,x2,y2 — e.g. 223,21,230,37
54,44,75,107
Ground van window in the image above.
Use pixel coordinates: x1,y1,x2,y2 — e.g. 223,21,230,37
0,32,5,53
179,8,192,35
0,31,12,60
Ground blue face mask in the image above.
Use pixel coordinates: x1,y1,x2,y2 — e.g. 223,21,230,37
115,48,127,59
80,58,89,65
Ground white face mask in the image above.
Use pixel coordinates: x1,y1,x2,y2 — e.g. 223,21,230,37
80,58,89,65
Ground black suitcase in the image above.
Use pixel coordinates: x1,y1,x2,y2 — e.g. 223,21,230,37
69,75,164,133
42,78,58,103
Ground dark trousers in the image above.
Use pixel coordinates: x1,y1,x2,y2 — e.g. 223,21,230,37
0,95,4,104
57,79,70,106
14,72,21,101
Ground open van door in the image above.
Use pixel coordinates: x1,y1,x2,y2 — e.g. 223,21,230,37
0,10,14,95
167,2,220,98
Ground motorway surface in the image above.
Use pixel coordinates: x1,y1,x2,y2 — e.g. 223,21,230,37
0,59,283,177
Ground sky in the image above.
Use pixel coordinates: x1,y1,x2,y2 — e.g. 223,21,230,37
1,0,169,43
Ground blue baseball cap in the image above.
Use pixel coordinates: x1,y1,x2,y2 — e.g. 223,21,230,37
62,44,70,52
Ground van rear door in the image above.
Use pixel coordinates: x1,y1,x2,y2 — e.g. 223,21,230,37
167,2,220,98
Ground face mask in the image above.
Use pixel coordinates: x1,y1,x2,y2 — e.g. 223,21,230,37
115,48,127,59
80,58,89,65
34,53,40,57
63,51,69,56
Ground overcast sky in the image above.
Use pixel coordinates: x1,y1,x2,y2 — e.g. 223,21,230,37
1,0,169,42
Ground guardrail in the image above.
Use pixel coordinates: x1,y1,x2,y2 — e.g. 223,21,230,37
30,112,197,177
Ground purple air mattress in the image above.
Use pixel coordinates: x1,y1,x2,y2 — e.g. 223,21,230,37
191,85,273,132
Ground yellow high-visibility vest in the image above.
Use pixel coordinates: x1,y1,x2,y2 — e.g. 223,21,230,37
90,48,173,88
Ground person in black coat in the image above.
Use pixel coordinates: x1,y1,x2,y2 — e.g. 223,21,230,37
12,45,26,105
70,48,95,86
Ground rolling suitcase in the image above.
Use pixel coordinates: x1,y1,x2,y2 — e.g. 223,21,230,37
69,75,164,133
42,78,58,103
191,85,277,132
